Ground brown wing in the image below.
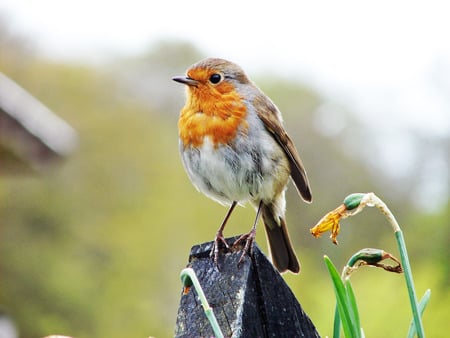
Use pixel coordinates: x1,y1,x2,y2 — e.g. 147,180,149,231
254,94,312,203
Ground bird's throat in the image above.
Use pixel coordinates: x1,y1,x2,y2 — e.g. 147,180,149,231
178,91,248,148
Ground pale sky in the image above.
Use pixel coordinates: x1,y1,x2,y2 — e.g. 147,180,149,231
1,0,448,136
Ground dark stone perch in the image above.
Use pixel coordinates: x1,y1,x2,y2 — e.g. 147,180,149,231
175,236,320,337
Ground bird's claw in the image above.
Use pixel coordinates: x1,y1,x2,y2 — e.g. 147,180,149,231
210,231,230,267
233,229,256,266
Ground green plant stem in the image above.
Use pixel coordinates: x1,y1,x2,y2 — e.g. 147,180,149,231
408,289,431,338
395,230,425,338
333,303,341,338
324,256,360,338
180,268,224,338
345,280,361,334
366,193,425,338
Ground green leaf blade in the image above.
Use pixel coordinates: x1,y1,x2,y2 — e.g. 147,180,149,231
324,256,360,338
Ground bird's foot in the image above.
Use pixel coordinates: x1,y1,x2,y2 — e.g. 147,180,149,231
210,230,230,267
232,228,256,266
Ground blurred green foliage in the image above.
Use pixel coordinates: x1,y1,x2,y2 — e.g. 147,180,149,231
0,23,449,337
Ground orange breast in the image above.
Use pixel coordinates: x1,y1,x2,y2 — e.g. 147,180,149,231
178,85,248,148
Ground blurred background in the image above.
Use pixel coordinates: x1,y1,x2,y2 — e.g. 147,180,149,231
0,1,448,337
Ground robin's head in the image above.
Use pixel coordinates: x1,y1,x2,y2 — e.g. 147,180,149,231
172,58,251,97
174,58,251,147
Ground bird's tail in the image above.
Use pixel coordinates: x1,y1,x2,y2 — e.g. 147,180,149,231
261,203,300,274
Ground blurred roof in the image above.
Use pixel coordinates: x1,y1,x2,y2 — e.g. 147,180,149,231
0,73,77,175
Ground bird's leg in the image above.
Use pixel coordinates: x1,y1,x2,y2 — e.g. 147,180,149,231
233,201,263,266
211,201,238,265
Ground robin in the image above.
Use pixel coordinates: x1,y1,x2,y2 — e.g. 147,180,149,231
173,58,312,273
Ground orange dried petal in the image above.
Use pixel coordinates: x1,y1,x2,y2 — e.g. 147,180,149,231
310,204,347,244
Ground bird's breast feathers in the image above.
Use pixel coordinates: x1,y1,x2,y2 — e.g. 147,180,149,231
180,123,290,205
178,90,248,148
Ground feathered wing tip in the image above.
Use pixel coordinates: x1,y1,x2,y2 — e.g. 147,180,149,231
254,99,312,204
261,204,300,274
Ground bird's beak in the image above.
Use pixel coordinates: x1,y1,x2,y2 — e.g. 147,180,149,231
172,76,199,87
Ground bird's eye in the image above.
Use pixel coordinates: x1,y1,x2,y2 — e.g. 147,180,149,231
209,73,222,84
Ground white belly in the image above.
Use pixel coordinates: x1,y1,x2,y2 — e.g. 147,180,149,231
180,134,290,206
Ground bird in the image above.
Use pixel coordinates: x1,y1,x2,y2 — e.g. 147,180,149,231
173,58,312,274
